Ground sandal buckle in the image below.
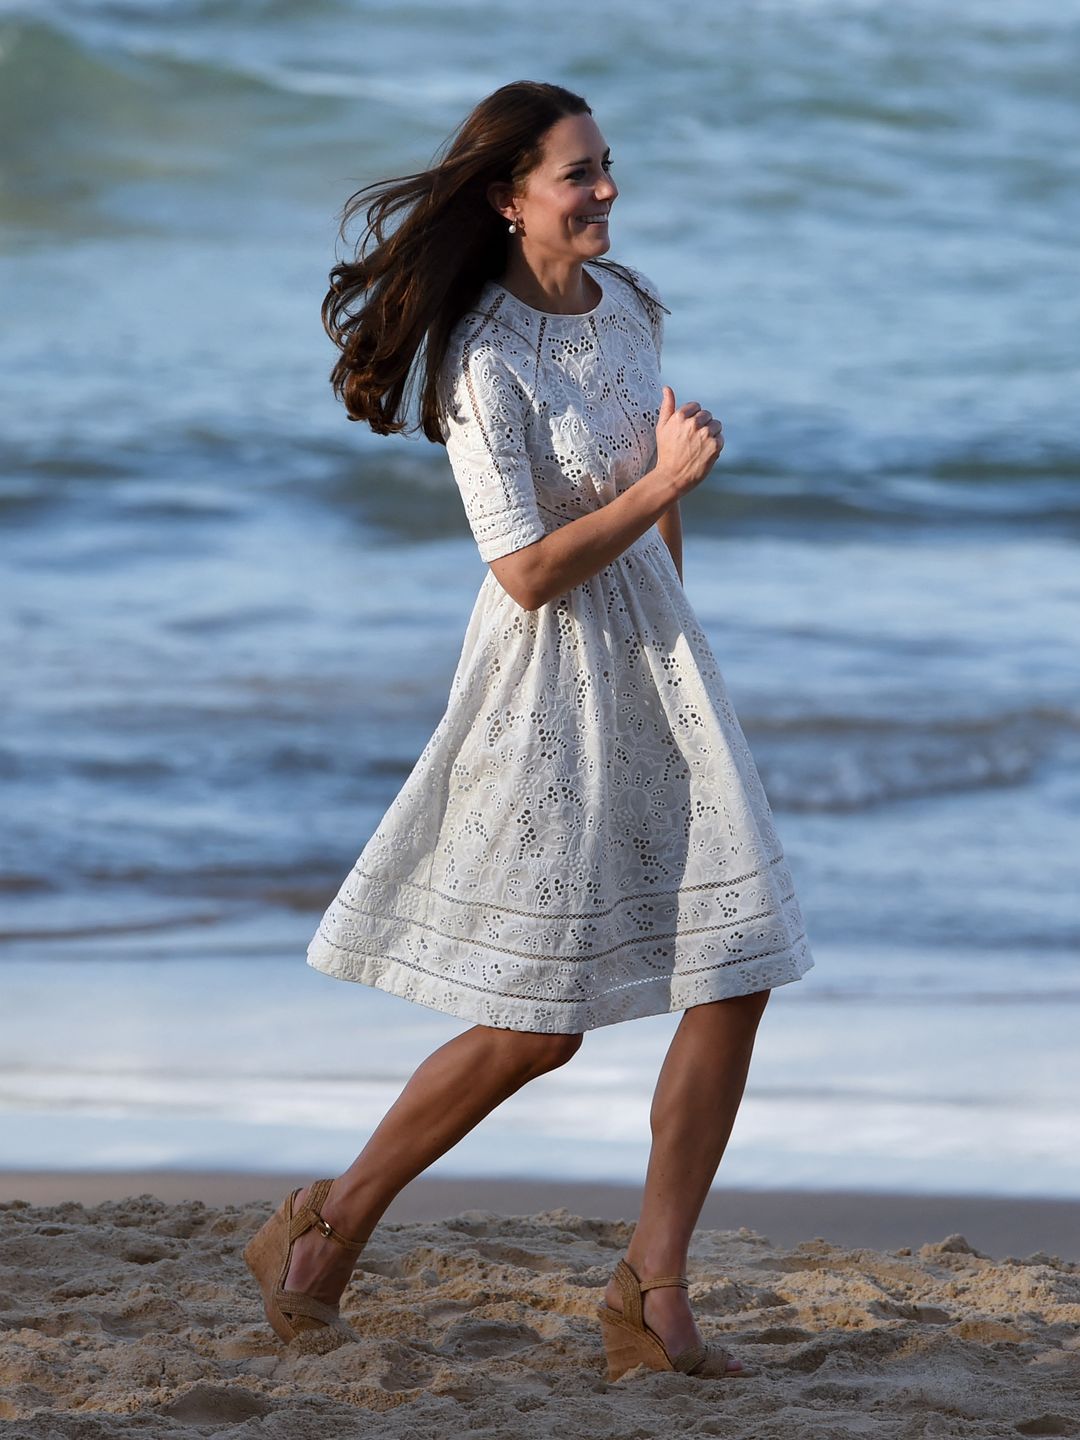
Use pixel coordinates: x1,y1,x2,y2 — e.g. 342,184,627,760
312,1214,334,1241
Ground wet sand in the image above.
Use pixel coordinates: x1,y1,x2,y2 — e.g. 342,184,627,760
3,1170,1079,1261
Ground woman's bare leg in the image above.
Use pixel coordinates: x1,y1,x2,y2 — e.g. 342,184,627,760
283,1025,582,1304
603,990,771,1369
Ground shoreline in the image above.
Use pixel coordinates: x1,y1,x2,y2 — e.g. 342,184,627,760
3,1169,1077,1261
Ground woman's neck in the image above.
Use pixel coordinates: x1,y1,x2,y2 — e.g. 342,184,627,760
495,256,600,315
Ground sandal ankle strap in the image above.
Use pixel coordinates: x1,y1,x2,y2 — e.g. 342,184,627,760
309,1210,366,1253
290,1178,366,1255
611,1258,690,1330
638,1273,690,1291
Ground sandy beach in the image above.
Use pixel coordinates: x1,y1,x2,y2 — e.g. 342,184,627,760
1,1173,1077,1436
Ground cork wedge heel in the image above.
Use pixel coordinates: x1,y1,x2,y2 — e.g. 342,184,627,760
596,1258,751,1381
243,1178,365,1345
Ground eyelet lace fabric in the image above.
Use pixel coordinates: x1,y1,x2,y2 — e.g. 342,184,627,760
306,262,814,1031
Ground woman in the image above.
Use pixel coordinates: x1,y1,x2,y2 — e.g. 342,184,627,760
244,80,814,1381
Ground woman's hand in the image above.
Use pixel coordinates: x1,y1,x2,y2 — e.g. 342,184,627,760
654,385,724,497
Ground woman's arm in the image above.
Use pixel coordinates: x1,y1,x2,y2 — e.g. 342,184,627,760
489,386,719,610
656,498,683,584
489,466,679,611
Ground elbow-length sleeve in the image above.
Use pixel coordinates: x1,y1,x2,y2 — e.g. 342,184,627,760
439,341,547,564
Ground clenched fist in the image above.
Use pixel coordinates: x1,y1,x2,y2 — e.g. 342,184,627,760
654,385,724,496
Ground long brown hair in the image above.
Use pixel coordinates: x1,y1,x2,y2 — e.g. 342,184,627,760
322,80,667,444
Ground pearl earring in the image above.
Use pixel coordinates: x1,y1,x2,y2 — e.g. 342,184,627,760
508,218,521,235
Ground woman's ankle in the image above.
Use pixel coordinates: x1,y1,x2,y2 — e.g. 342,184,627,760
318,1174,385,1248
624,1247,690,1281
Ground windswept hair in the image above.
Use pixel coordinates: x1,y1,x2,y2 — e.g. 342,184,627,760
322,80,668,444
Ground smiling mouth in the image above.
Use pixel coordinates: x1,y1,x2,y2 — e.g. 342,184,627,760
580,214,610,224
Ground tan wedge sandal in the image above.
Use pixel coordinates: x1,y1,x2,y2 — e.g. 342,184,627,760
243,1178,365,1345
597,1258,751,1381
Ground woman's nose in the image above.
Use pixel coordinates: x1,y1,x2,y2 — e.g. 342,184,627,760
597,173,618,203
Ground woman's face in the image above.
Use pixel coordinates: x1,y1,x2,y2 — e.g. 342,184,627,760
501,112,619,262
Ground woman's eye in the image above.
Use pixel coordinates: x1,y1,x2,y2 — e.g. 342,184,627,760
570,160,614,180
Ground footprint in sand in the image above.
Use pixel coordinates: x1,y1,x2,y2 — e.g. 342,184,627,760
438,1316,542,1359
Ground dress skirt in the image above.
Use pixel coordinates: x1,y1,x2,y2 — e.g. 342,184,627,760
306,524,814,1032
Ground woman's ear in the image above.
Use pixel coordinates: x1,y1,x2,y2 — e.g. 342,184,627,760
486,180,515,223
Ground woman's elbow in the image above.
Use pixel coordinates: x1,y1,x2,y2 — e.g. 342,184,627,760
493,573,544,611
488,548,545,611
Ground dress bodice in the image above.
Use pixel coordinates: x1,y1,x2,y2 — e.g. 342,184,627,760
437,261,666,563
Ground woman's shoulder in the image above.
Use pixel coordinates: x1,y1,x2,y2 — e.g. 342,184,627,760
444,286,497,349
437,291,534,432
599,261,664,305
597,261,666,355
441,286,535,383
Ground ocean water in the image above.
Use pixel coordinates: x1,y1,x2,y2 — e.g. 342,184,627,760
2,0,1078,1197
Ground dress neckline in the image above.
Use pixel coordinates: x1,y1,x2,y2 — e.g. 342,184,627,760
486,265,609,321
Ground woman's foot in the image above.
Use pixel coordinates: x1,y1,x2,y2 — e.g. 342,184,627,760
281,1180,367,1309
602,1268,743,1373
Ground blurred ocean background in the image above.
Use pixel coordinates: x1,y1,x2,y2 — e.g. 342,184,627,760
2,0,1078,1197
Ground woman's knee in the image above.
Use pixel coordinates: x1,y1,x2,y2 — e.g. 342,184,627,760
497,1029,583,1072
536,1031,584,1069
687,988,772,1026
724,987,772,1025
736,986,772,1013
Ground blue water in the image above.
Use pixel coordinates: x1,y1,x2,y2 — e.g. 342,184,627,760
2,0,1078,1196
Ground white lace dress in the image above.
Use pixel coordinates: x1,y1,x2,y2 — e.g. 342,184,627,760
306,261,814,1031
